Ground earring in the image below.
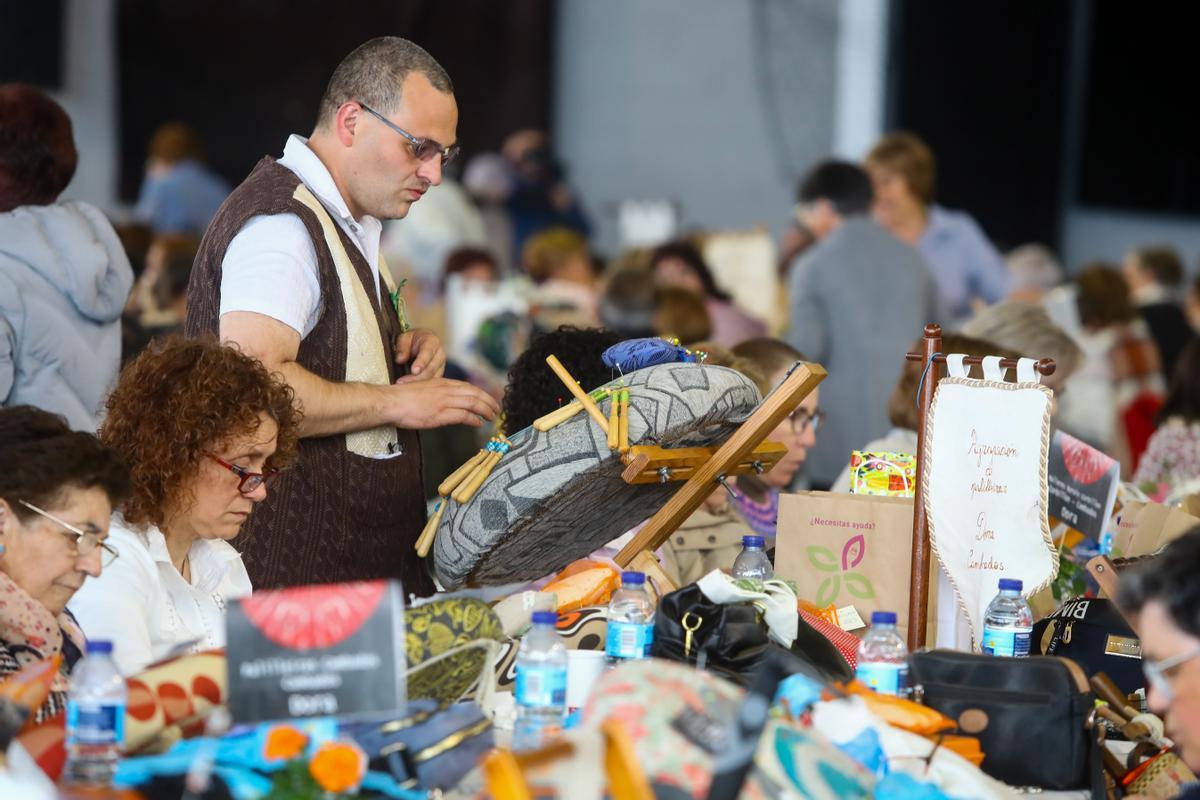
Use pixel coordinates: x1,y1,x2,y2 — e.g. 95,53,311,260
0,543,6,555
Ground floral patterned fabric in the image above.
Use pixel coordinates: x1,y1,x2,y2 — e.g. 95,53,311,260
582,659,873,799
0,570,84,723
1133,417,1200,501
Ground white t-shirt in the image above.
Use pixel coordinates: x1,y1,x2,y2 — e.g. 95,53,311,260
68,516,252,677
217,134,384,338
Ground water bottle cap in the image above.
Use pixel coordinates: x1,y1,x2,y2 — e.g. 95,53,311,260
531,611,558,626
742,535,765,548
870,611,897,625
621,571,646,586
998,578,1023,592
85,640,113,655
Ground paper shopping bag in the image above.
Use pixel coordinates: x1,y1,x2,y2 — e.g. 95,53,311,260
1112,500,1200,558
775,491,935,641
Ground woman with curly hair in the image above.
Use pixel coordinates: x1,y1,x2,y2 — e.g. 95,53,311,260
69,336,300,675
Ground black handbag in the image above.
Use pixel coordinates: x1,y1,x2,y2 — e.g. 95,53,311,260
1034,597,1145,697
650,584,852,685
909,649,1103,796
339,700,493,791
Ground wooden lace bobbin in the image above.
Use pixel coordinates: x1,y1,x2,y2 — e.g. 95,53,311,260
437,448,490,497
416,441,496,556
415,498,446,557
545,354,610,432
618,389,630,454
534,401,582,432
455,440,511,504
452,442,500,504
533,388,610,433
607,390,620,450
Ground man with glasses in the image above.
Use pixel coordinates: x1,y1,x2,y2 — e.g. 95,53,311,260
186,38,499,593
1120,527,1200,784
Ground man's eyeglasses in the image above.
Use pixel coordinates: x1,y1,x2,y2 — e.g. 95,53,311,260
17,500,119,568
206,454,279,494
1144,645,1200,703
357,102,461,166
786,408,825,435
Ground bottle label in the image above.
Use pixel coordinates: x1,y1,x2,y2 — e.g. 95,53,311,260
982,625,1032,657
606,620,653,660
856,662,907,696
66,700,126,747
515,664,566,708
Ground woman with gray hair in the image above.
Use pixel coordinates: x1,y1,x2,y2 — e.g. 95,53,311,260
961,300,1082,396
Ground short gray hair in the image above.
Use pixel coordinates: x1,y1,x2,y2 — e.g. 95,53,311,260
317,37,453,129
961,300,1083,381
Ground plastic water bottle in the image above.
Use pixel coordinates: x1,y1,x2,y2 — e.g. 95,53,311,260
65,640,127,786
513,611,567,750
855,611,909,696
731,535,774,580
605,571,656,664
982,579,1034,658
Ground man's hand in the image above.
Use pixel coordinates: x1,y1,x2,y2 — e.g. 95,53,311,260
380,378,500,429
395,329,445,381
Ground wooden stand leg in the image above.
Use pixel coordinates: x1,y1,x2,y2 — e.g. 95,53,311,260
908,324,942,651
629,549,677,596
602,718,655,800
614,363,827,567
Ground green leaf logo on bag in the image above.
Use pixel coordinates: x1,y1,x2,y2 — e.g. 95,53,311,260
808,534,877,607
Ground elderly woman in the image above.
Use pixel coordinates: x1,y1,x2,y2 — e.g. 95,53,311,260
69,337,300,676
0,406,129,721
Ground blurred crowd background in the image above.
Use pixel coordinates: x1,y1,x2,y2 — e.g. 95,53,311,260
4,0,1200,499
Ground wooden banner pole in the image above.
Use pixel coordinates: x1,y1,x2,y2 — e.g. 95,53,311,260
907,323,942,651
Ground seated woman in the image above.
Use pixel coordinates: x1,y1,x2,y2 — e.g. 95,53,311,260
0,406,129,721
70,337,300,676
828,333,1018,493
650,240,766,348
656,343,763,586
728,338,821,544
1134,340,1200,502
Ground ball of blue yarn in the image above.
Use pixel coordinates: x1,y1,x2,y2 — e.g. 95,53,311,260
602,337,697,372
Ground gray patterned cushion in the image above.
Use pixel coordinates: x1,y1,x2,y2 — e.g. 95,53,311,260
432,363,761,587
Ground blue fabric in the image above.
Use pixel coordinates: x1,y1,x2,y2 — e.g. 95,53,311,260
876,771,956,799
837,727,888,778
114,719,371,800
919,205,1011,324
602,337,694,372
135,160,231,236
774,673,826,715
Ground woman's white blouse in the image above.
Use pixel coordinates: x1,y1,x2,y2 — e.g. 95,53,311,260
69,515,251,676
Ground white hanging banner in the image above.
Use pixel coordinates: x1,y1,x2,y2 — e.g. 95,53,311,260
924,353,1057,649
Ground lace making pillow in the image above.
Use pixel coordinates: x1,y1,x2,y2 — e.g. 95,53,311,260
432,363,761,588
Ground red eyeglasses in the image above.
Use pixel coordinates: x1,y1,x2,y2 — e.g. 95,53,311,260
205,454,279,494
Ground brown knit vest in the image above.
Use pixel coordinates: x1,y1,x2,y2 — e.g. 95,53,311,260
186,158,432,596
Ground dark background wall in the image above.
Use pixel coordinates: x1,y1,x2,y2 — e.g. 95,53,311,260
886,1,1200,261
886,1,1071,252
115,0,554,201
1078,4,1199,214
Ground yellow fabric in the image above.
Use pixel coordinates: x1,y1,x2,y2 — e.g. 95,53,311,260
292,184,397,457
